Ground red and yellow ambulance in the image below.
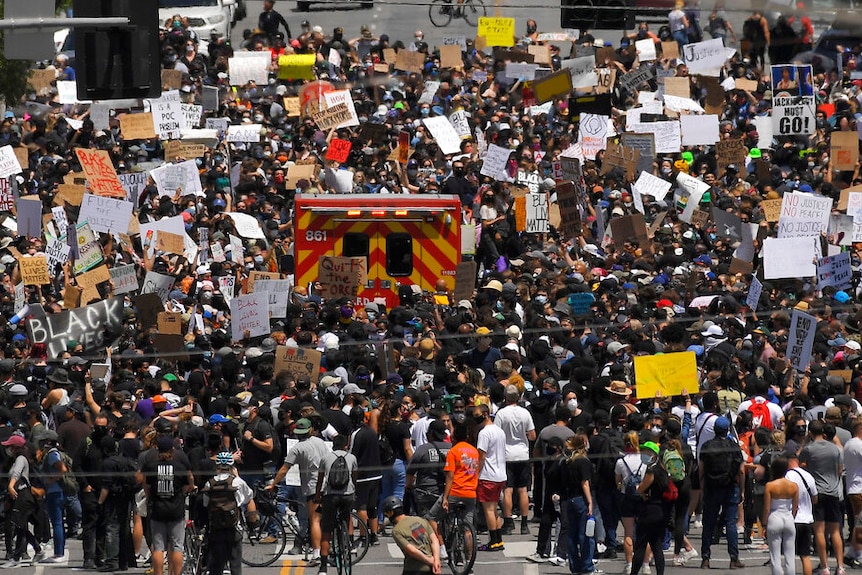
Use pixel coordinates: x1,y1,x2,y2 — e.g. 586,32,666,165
293,194,463,308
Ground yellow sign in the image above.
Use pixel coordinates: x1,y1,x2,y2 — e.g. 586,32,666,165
277,54,316,81
633,351,698,398
477,17,515,47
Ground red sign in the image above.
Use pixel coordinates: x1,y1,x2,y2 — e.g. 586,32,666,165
398,131,409,165
0,178,13,212
325,138,352,164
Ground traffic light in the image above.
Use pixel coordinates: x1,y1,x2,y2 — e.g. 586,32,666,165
73,0,160,100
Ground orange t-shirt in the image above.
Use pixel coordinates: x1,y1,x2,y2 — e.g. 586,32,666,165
445,441,479,499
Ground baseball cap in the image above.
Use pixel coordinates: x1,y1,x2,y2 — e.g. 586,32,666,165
294,418,313,435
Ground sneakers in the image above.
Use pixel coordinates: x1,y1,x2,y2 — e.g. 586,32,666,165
259,535,278,544
477,542,504,552
547,557,567,567
306,558,321,568
526,553,548,563
673,556,685,566
730,559,745,569
700,559,710,569
39,555,69,564
520,523,531,535
30,552,46,565
845,558,862,569
288,545,304,556
0,561,19,569
440,547,448,561
682,548,699,562
643,565,651,575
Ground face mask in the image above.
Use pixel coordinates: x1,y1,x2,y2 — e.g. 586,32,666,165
254,115,264,123
186,45,194,52
241,408,250,419
651,426,662,434
808,161,815,168
567,398,578,411
473,415,485,424
396,385,404,393
421,108,430,116
661,167,672,175
93,425,108,437
367,311,376,322
542,389,556,397
527,25,536,33
254,255,264,264
535,295,548,305
454,167,464,176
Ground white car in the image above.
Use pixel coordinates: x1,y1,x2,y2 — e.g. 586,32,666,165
158,0,235,42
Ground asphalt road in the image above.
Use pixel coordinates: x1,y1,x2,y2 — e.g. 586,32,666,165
37,520,789,575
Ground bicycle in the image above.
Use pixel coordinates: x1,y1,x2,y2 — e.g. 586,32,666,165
428,0,486,28
183,520,206,575
441,500,476,575
331,505,354,575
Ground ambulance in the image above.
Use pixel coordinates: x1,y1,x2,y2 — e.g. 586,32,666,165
293,194,463,308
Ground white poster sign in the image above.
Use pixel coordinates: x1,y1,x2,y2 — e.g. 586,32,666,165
480,144,512,179
323,90,360,128
680,114,719,146
226,124,262,142
79,194,135,234
423,116,463,155
777,192,831,238
229,212,266,239
230,292,270,340
150,160,204,197
578,113,610,160
682,38,726,75
0,146,23,179
525,193,549,233
109,263,139,295
762,236,819,279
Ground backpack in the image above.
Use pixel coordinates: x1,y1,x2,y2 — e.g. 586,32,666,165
48,448,78,497
207,477,239,530
378,433,395,466
748,400,774,429
594,429,624,483
111,456,138,496
702,438,739,486
662,474,679,502
327,452,350,490
662,449,686,482
622,458,644,497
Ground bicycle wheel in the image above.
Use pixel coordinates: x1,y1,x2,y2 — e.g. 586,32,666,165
349,511,371,564
429,0,453,27
447,521,477,575
242,514,288,567
182,523,200,575
336,521,352,575
462,0,486,27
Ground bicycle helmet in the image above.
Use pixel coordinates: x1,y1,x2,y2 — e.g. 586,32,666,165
381,496,404,517
216,451,234,467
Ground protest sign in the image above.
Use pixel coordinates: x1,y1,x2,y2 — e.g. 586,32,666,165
682,38,726,75
394,50,425,73
27,297,123,358
28,69,56,94
505,63,539,80
283,97,301,117
676,172,710,223
453,261,477,302
423,116,463,155
601,142,640,182
229,212,267,240
716,138,748,172
286,163,316,189
771,65,815,135
318,256,367,299
76,265,111,292
568,292,595,315
449,110,471,138
633,171,671,200
19,255,50,285
157,311,183,335
226,124,262,142
664,76,691,98
16,197,42,238
817,252,852,289
778,192,831,237
0,178,13,212
45,239,71,273
120,113,157,140
556,180,582,237
635,38,657,61
326,138,352,163
620,67,654,92
628,121,681,154
634,351,698,397
150,160,204,197
611,213,648,243
180,104,203,130
440,44,463,69
79,194,134,234
761,199,782,222
218,276,235,305
735,78,758,92
525,193,549,233
747,276,763,310
255,279,291,318
578,114,610,160
155,231,185,254
620,133,655,176
711,207,743,240
323,90,360,128
763,236,818,279
149,98,182,140
477,17,515,47
532,69,572,104
528,44,551,64
73,223,103,274
561,56,597,88
110,264,138,295
680,114,719,146
161,69,183,89
312,103,352,131
75,149,126,198
274,346,322,384
230,292,270,340
418,81,441,104
141,271,175,302
595,68,616,94
228,54,270,85
480,144,511,179
788,309,817,370
277,54,316,80
661,41,680,60
832,131,859,171
164,140,207,159
120,173,148,205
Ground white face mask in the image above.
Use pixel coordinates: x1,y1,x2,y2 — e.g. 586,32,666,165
241,408,250,419
567,398,578,411
651,425,662,434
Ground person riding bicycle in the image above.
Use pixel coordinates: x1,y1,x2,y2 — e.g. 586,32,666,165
424,422,477,555
382,496,442,575
315,434,358,575
202,452,253,575
406,420,451,516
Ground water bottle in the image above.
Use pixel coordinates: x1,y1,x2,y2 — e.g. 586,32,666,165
585,515,596,538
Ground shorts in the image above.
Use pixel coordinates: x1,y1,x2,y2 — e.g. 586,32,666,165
849,493,862,524
619,494,643,518
354,480,380,514
427,495,475,527
477,480,505,503
795,522,813,556
814,494,843,523
505,461,531,490
320,494,355,533
151,519,185,552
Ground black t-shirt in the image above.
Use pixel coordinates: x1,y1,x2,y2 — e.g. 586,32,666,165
385,421,412,461
322,409,353,437
562,456,593,499
240,417,274,472
407,440,450,493
350,425,381,481
142,455,191,521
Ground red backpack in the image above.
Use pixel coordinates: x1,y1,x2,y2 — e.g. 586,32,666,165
748,400,773,430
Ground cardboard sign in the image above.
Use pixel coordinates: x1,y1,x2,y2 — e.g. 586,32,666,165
394,50,425,74
383,48,398,63
110,264,138,295
594,46,616,65
318,256,367,299
661,41,680,60
716,138,748,171
312,103,352,131
286,163,317,189
229,292,270,340
532,69,572,104
120,113,157,140
156,230,186,254
440,45,463,69
735,78,758,92
274,346,322,384
477,17,515,47
556,180,582,238
28,68,56,94
27,297,123,358
18,255,50,286
528,44,551,65
157,311,183,335
601,142,639,182
829,369,853,384
634,351,698,397
246,270,281,294
664,76,690,99
596,68,616,94
75,149,126,198
689,209,710,229
832,131,859,171
164,140,207,159
761,198,782,222
284,97,301,117
610,213,648,243
161,69,183,90
453,261,477,302
325,138,352,163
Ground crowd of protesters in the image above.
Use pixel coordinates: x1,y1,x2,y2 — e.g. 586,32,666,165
3,1,862,575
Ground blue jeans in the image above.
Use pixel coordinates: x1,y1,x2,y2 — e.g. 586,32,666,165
701,484,740,560
65,494,81,532
673,29,688,49
378,459,406,524
595,487,621,550
46,490,66,557
564,496,595,573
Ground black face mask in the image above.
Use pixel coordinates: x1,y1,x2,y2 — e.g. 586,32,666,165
454,168,465,176
92,426,108,439
473,415,485,424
